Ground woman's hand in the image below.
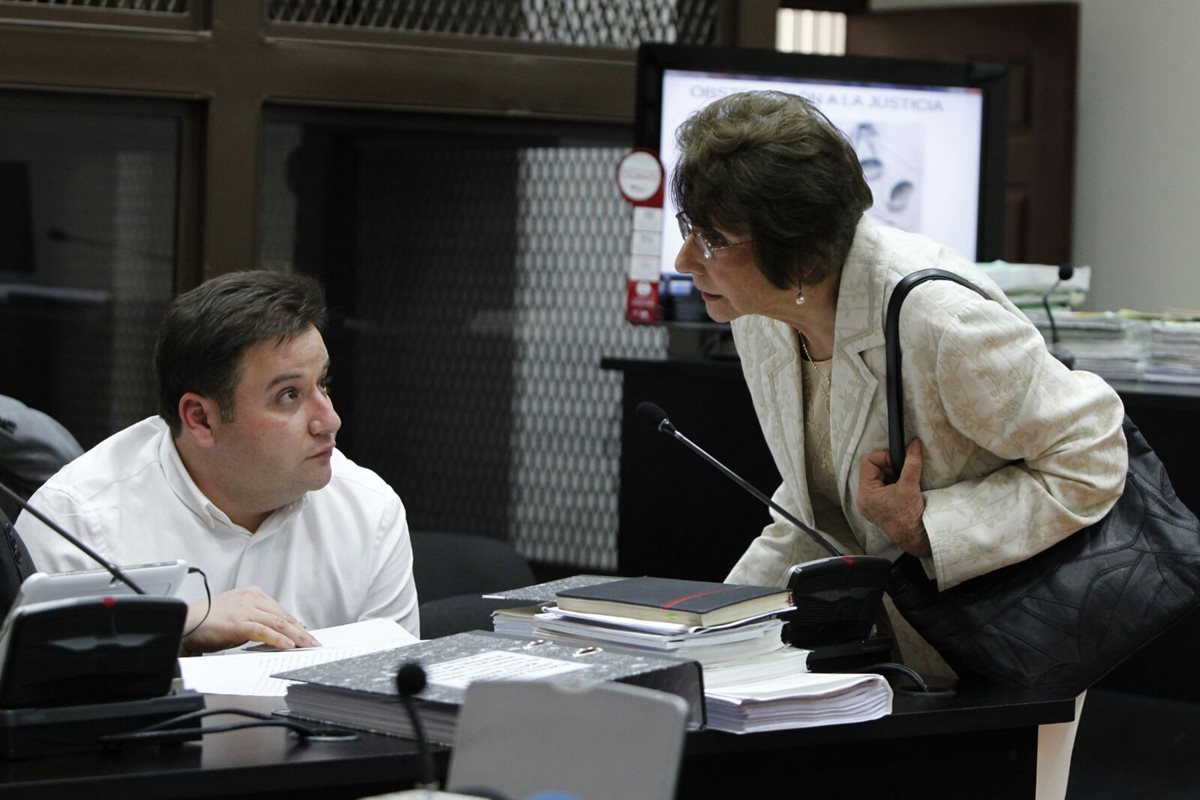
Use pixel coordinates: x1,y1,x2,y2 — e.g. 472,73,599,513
857,438,931,557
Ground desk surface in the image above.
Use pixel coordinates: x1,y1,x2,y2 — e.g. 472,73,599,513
687,681,1074,753
0,695,445,800
0,684,1074,799
683,683,1074,799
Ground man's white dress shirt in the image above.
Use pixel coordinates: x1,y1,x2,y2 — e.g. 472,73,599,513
15,416,419,637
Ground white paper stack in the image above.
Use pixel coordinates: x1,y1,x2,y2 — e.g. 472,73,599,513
178,618,420,696
1144,319,1200,383
1019,308,1147,381
703,668,893,734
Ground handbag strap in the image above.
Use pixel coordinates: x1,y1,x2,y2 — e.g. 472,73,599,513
884,268,991,473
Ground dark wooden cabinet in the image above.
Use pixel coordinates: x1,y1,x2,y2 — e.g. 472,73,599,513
602,357,777,582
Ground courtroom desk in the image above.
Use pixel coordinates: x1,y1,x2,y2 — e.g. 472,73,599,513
603,357,1200,795
0,687,1073,800
1076,380,1200,703
0,695,446,800
679,684,1075,799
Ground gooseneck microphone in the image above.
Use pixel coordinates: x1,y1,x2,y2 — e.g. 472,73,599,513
1041,263,1076,369
396,661,437,790
636,401,839,558
637,401,893,650
0,478,145,594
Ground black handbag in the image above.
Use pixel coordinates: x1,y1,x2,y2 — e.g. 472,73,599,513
883,268,1200,694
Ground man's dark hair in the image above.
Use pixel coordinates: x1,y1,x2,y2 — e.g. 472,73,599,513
155,270,326,436
671,90,873,289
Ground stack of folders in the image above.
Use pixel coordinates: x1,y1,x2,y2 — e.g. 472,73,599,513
492,575,893,732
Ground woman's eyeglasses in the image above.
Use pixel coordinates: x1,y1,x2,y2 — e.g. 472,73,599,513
676,212,752,259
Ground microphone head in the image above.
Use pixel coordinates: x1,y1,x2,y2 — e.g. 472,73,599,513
395,662,427,697
635,401,674,434
1058,263,1074,281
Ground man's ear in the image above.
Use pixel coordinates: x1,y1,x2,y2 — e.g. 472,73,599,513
178,392,220,447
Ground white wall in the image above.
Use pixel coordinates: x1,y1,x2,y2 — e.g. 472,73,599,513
870,0,1200,313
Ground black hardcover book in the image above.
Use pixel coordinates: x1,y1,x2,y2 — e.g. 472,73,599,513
556,576,792,627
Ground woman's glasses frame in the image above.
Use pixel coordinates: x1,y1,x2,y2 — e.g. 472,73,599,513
675,212,752,260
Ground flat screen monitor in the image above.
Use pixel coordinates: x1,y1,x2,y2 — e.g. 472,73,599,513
634,43,1009,326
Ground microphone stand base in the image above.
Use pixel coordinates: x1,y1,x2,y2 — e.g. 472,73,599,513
803,636,896,673
0,688,206,759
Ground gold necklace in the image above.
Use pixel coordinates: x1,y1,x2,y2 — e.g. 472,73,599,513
798,333,816,363
799,334,833,393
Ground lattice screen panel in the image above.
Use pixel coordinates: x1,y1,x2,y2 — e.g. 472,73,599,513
510,147,664,568
314,135,664,569
256,0,715,568
267,0,720,46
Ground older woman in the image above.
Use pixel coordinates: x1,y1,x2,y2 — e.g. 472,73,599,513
671,90,1127,676
671,89,1126,796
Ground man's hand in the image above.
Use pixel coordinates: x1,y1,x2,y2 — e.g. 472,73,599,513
180,586,320,655
857,438,932,558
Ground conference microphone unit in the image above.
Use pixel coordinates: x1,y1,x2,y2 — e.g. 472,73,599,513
0,479,204,757
636,401,892,649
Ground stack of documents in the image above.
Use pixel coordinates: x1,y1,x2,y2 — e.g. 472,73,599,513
492,575,893,732
1144,317,1200,384
1058,311,1145,381
1017,308,1147,380
958,261,1159,380
498,606,795,667
495,575,797,667
703,668,893,733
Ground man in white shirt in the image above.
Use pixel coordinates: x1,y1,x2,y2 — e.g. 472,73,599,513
16,271,419,652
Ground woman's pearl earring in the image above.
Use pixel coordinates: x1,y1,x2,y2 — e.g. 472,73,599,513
795,288,806,306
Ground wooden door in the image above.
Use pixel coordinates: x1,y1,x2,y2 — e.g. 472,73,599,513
847,3,1078,264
